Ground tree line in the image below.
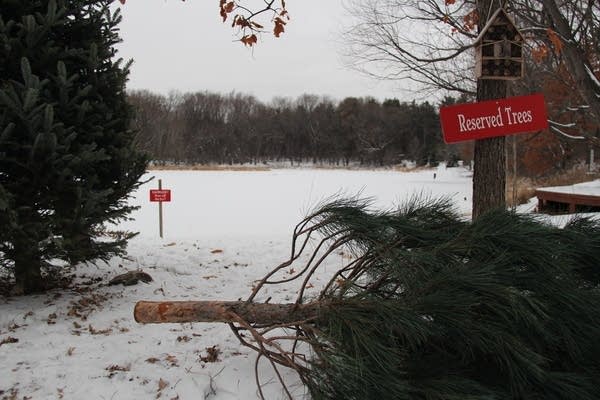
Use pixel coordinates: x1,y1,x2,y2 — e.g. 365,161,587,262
128,90,449,167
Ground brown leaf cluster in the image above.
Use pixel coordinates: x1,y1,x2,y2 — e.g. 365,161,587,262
462,9,478,32
241,34,258,47
220,0,235,22
145,354,179,367
546,28,563,55
200,345,221,363
88,324,112,335
67,293,109,320
0,336,19,347
273,17,286,37
105,364,130,378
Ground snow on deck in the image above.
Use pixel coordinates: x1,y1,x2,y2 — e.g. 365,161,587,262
537,179,600,196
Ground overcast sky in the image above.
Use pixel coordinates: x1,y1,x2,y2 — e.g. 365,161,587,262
113,0,407,103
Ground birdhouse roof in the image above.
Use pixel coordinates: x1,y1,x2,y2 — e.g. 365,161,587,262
475,8,522,44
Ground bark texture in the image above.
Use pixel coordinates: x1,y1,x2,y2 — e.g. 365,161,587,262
134,300,322,325
12,236,43,294
472,0,507,219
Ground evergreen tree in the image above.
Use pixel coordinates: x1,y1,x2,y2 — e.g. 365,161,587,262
0,0,147,294
221,198,600,399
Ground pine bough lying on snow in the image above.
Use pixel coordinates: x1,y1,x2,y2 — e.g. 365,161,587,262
136,197,600,400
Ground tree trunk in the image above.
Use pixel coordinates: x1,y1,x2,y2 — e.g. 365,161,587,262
472,135,506,219
472,0,507,220
134,300,323,325
12,240,43,294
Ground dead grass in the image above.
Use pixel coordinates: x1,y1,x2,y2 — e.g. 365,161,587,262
148,164,270,172
506,177,536,207
148,163,433,173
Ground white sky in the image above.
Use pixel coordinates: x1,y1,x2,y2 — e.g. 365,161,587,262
113,0,407,103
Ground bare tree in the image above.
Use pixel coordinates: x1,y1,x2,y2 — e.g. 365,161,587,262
342,0,479,98
128,90,182,162
340,0,599,216
512,0,600,141
341,0,599,102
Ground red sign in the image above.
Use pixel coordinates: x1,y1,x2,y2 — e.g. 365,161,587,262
440,93,549,144
150,189,171,202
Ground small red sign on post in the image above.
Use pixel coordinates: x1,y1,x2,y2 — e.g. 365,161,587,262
150,189,171,202
440,93,549,144
150,179,170,239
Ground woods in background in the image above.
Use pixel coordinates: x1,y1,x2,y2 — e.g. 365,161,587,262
128,90,595,177
128,91,445,167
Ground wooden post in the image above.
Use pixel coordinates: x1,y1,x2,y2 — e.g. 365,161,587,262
158,179,163,238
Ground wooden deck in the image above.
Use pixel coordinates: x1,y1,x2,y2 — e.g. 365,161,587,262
535,181,600,214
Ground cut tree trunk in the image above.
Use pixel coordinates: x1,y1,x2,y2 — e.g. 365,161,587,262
134,300,323,325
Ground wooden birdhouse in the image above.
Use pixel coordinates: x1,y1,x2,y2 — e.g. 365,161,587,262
475,8,524,80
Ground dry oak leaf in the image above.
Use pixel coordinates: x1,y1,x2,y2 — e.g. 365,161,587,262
273,17,286,37
158,378,169,392
547,28,563,54
220,0,235,22
233,15,250,28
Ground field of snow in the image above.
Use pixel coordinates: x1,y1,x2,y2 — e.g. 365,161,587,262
1,166,476,400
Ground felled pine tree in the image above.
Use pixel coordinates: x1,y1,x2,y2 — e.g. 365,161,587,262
136,198,600,400
300,199,600,400
0,0,146,294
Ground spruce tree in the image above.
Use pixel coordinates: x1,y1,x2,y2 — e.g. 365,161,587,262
0,0,146,294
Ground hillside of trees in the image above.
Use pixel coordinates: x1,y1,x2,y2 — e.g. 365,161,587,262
128,89,596,176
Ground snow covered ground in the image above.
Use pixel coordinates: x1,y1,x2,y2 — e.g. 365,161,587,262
0,165,483,399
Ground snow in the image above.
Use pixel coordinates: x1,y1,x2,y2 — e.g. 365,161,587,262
3,164,555,400
121,166,474,240
585,65,600,90
537,179,600,196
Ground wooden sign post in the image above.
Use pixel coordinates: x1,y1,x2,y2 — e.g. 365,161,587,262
149,180,171,238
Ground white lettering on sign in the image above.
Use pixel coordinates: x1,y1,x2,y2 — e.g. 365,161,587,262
457,105,536,134
457,107,505,133
503,107,533,125
440,93,549,144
